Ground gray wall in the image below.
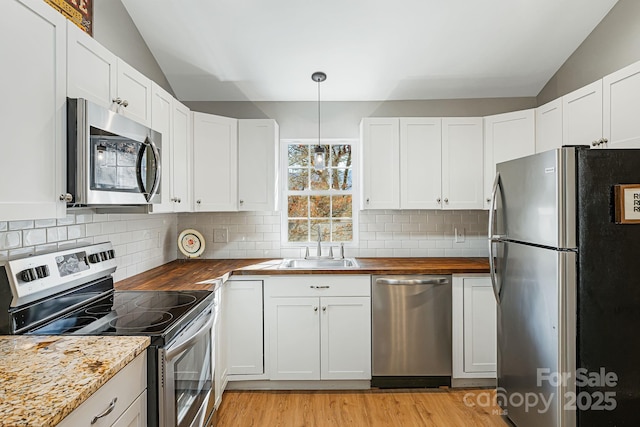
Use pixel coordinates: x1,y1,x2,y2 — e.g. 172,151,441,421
93,0,174,95
537,0,640,105
186,98,536,139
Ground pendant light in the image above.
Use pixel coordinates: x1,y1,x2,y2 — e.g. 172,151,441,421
312,71,327,171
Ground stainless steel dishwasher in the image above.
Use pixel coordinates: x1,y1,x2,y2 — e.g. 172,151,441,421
371,275,452,388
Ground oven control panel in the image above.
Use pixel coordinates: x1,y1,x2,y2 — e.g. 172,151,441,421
1,242,117,308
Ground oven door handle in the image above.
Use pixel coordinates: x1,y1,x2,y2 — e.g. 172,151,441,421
166,308,215,361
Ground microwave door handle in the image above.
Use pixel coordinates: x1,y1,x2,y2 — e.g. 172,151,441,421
166,309,215,361
488,172,502,304
146,137,161,202
135,137,162,202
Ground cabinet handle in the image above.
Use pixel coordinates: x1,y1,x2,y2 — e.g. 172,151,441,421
121,100,129,108
592,140,598,146
197,200,201,205
444,198,449,204
602,138,608,144
366,198,370,204
91,397,117,424
314,307,318,312
239,200,244,205
436,198,441,204
59,193,72,202
177,198,181,203
486,198,491,203
310,285,330,289
322,306,327,312
112,97,122,105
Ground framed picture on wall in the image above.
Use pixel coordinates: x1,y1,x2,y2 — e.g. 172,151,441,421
44,0,93,36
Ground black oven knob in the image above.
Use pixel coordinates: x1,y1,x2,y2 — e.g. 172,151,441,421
88,253,101,264
109,249,115,259
20,268,37,282
35,265,50,279
100,251,108,261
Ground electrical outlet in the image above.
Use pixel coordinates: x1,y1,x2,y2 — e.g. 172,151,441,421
213,228,228,243
454,227,465,243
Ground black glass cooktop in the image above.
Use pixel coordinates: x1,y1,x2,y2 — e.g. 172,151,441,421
30,290,213,343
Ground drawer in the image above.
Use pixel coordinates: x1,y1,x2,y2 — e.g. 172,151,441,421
57,352,147,427
265,275,370,297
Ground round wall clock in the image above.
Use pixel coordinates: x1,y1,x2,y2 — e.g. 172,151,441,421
178,229,206,258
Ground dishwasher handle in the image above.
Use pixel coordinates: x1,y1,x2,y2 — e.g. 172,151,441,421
375,277,449,286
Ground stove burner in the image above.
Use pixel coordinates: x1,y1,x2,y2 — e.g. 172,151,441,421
85,304,114,315
37,315,99,334
133,292,198,309
108,310,174,331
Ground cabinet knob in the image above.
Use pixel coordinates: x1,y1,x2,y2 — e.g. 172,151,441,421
177,198,181,203
59,193,72,202
602,138,608,144
366,198,370,204
322,306,327,312
436,198,441,204
197,199,201,205
239,200,244,205
112,97,122,105
486,198,491,203
444,198,449,204
314,307,318,312
121,100,129,108
592,140,598,146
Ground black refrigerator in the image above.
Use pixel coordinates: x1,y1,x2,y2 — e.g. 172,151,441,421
488,145,640,427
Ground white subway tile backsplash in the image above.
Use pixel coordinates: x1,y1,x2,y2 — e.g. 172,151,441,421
0,222,7,232
23,228,47,246
34,219,57,228
9,221,34,230
57,215,75,226
47,227,68,243
0,231,21,249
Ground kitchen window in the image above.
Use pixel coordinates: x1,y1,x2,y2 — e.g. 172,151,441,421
282,139,357,245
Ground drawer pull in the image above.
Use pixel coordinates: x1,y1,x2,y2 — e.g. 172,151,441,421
91,397,117,424
310,285,330,289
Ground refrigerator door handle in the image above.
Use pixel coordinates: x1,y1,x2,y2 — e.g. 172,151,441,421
488,172,502,304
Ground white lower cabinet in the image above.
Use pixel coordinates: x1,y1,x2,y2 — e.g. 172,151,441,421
58,352,147,427
225,279,264,377
265,275,371,381
452,274,497,380
214,283,228,408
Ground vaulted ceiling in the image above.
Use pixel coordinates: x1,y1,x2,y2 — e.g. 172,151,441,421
122,0,618,101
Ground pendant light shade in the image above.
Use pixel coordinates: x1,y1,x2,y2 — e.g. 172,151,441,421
312,71,327,171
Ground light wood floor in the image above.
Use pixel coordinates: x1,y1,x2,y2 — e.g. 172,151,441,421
216,389,511,427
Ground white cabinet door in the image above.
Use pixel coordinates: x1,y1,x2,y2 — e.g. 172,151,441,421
320,296,371,380
225,280,263,375
171,101,192,212
483,109,535,209
116,58,152,126
192,112,238,212
442,118,484,210
214,285,227,409
400,118,442,210
603,60,640,149
67,21,117,108
268,297,321,380
361,118,400,209
535,98,563,153
1,0,67,221
150,82,173,213
452,275,497,379
111,391,147,427
238,119,279,211
562,80,603,149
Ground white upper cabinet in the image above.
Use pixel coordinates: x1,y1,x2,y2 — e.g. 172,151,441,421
1,0,67,221
150,82,173,213
363,117,483,211
361,118,400,210
400,118,442,210
441,118,484,210
67,22,151,126
171,101,192,212
238,119,279,211
562,80,603,148
192,112,238,211
67,21,117,108
603,60,640,149
483,109,535,209
535,98,563,153
116,58,152,126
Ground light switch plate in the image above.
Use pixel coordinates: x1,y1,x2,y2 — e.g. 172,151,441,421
454,227,465,243
213,228,228,243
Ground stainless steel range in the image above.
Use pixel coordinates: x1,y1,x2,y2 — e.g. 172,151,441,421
0,242,217,427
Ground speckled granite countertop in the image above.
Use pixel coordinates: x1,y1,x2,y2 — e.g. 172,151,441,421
0,335,149,427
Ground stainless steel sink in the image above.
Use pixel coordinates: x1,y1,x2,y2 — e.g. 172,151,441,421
279,258,360,269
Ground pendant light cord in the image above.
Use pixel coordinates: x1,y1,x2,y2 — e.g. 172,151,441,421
317,78,321,147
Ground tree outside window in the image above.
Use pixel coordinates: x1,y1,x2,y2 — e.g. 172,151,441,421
284,140,355,243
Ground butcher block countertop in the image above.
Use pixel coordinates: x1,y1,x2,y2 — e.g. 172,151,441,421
0,335,149,427
116,257,489,291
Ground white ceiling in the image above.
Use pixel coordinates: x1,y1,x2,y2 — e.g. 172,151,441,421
122,0,618,102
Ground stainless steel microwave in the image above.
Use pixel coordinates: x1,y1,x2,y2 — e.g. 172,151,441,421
67,98,161,206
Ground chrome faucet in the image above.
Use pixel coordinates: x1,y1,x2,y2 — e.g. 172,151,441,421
316,225,322,257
